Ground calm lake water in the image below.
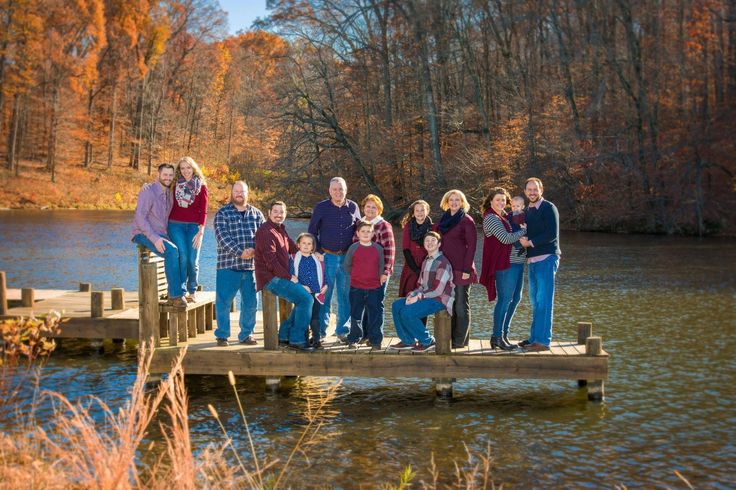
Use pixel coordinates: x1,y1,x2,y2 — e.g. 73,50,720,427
1,210,734,488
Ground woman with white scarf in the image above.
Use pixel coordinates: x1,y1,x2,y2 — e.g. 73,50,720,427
168,156,209,302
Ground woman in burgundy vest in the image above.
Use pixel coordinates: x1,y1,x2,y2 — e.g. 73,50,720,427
479,187,527,350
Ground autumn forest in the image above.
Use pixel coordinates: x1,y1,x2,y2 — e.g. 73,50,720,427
1,0,734,234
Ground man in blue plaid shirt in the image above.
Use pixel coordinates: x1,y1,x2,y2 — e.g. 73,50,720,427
213,181,265,346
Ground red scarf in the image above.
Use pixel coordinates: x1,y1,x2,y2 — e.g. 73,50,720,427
479,208,512,302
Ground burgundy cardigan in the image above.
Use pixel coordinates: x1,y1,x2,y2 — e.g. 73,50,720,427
434,215,478,286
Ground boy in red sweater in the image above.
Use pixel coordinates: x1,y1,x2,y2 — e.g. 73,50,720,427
343,221,386,349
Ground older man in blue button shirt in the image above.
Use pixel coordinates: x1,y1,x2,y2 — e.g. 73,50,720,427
308,177,362,340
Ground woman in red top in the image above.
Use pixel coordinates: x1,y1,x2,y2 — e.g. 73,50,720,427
435,189,477,348
168,156,209,302
398,200,432,297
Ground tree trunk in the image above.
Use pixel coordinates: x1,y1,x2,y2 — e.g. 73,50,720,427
47,85,60,183
398,0,446,187
107,81,118,170
7,93,21,172
84,87,94,168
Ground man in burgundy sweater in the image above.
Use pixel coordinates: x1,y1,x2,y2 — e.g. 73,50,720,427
254,201,315,351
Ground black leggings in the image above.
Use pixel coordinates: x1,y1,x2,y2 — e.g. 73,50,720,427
451,284,471,347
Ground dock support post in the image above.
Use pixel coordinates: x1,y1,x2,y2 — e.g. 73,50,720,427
262,290,279,351
140,262,161,347
577,322,593,387
263,291,281,392
91,291,104,317
585,336,605,401
265,377,280,393
435,378,453,398
278,297,293,325
21,288,34,307
0,271,7,315
434,311,452,354
111,288,125,310
79,282,91,292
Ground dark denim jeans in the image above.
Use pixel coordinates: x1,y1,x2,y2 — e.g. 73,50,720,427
493,263,525,338
347,286,385,345
320,253,351,337
391,297,444,347
133,233,185,299
266,277,314,347
168,221,201,295
528,255,559,346
214,268,257,342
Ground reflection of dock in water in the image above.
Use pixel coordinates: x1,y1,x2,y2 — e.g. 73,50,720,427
0,269,608,400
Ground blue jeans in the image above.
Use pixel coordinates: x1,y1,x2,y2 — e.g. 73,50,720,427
348,286,385,345
392,297,444,347
279,294,322,343
320,253,351,337
493,263,525,338
266,277,314,346
528,255,559,346
168,221,201,294
133,233,185,299
214,268,258,342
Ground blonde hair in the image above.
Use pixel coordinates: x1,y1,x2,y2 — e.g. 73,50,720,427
361,194,384,216
440,189,470,213
400,199,430,227
176,156,206,184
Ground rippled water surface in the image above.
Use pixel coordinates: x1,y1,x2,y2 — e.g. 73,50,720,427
1,210,734,488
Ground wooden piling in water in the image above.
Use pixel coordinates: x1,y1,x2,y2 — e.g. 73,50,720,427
21,288,34,307
91,292,104,318
435,378,453,398
435,310,452,354
140,262,161,346
262,290,279,350
577,322,593,387
111,288,125,310
79,282,91,292
585,336,605,401
0,271,7,315
577,321,593,345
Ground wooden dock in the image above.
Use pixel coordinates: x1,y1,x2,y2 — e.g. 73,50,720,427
0,270,609,400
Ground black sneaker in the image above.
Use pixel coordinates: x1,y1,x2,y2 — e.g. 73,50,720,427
370,343,382,350
216,338,229,347
311,340,323,350
336,335,349,344
278,339,289,347
518,339,531,347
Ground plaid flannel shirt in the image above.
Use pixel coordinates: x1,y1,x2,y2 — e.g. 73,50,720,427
409,252,455,314
214,203,265,271
372,219,396,276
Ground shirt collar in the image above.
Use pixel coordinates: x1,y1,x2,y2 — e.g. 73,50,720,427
369,215,384,225
529,197,545,209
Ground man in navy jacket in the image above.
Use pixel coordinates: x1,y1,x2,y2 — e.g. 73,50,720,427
518,177,561,351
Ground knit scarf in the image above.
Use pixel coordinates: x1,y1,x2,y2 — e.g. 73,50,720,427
409,217,433,246
479,208,512,302
438,208,465,234
175,176,202,208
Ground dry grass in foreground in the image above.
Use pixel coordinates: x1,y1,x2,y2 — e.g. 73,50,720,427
0,316,506,489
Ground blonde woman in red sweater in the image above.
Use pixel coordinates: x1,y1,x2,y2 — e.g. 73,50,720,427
168,156,209,302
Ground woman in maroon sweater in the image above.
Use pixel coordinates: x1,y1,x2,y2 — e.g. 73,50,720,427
398,200,432,297
435,189,477,348
168,156,209,302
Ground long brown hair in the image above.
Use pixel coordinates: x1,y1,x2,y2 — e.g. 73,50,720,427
400,199,430,227
480,187,511,215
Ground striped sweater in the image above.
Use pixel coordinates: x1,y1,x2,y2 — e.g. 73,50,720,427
482,213,527,264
